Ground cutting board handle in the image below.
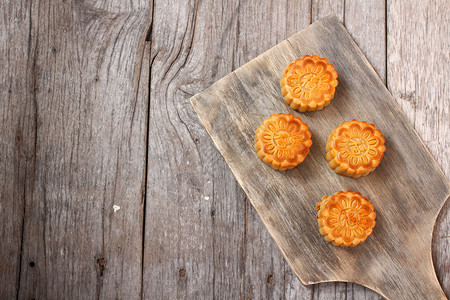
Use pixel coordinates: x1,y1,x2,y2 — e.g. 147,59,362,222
304,210,448,300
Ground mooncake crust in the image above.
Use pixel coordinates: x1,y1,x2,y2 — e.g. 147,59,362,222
325,120,386,178
280,55,338,112
254,113,312,170
316,190,376,247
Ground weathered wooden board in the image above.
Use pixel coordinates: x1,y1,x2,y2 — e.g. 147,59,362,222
0,1,150,298
191,15,449,299
2,0,447,298
0,1,32,298
143,1,243,298
387,2,450,296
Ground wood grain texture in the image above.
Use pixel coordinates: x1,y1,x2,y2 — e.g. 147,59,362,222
2,0,448,298
312,0,344,22
387,0,450,297
0,0,150,298
143,1,390,298
345,0,386,83
143,0,244,298
0,1,32,298
191,15,449,299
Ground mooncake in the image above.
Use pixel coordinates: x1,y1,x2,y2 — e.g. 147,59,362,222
316,190,376,247
280,55,338,112
254,113,312,170
326,120,386,178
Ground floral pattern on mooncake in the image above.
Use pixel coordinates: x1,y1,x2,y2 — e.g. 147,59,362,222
326,120,386,178
254,113,312,170
316,190,376,247
280,55,338,112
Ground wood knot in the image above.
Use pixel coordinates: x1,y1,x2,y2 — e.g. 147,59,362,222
29,261,35,267
97,258,105,277
267,273,274,284
179,268,185,277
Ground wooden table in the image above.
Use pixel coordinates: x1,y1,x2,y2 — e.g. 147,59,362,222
1,1,448,299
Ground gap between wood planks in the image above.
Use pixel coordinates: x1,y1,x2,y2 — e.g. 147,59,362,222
141,2,155,299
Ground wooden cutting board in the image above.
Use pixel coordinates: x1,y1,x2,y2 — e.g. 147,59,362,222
190,15,449,300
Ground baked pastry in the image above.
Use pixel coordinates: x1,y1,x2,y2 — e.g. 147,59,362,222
316,190,376,247
280,55,338,112
326,120,386,178
254,113,312,170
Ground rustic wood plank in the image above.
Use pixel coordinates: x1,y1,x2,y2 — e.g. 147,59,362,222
387,0,449,297
143,1,245,298
312,0,344,23
12,1,151,298
0,1,32,298
344,0,386,83
234,1,312,299
191,15,449,299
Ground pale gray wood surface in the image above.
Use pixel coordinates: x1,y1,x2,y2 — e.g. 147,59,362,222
1,0,151,298
1,0,448,299
387,1,450,297
143,1,245,298
0,1,32,298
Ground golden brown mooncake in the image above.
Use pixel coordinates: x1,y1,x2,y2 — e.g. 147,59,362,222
254,113,312,170
316,190,376,247
326,120,386,178
280,55,338,112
